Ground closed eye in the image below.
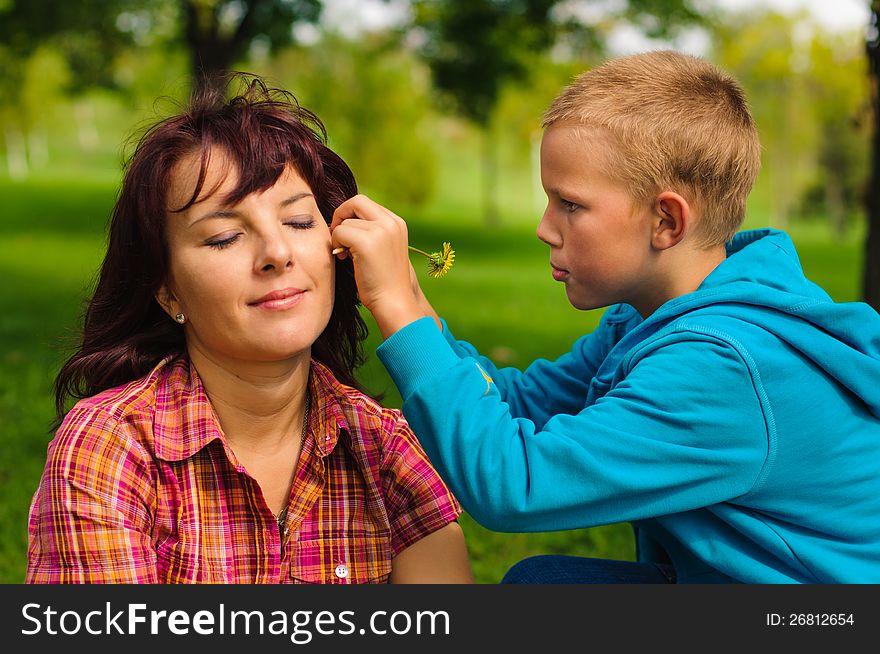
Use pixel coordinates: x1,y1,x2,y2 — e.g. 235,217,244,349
206,233,241,249
284,218,315,229
205,217,316,249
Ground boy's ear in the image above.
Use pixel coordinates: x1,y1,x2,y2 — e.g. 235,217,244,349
651,191,690,251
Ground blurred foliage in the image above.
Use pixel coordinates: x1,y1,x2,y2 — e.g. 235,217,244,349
408,0,703,223
266,31,438,209
863,1,879,311
1,1,870,232
803,31,870,237
0,0,323,96
410,0,559,126
410,0,703,126
0,0,148,91
710,10,816,230
181,0,322,91
709,9,869,233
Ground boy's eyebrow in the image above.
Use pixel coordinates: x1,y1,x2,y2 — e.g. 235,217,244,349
543,186,567,198
188,192,315,228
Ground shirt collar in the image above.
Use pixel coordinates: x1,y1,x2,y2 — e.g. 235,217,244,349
307,359,352,458
152,356,352,462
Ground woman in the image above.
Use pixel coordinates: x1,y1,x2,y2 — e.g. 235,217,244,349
26,74,472,584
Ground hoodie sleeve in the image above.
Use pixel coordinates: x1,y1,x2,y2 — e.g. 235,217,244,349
376,318,770,533
426,308,630,429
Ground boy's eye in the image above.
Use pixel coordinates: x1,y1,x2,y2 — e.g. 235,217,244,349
560,199,580,213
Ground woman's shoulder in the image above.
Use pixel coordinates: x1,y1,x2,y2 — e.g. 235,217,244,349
66,356,181,420
54,357,182,460
310,360,407,433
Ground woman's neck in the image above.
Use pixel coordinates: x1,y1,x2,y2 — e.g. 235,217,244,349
186,341,311,453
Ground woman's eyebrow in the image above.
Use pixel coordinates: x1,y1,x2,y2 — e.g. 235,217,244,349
187,192,314,228
280,192,314,208
188,209,240,228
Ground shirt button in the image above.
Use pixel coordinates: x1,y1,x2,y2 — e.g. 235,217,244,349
334,564,349,579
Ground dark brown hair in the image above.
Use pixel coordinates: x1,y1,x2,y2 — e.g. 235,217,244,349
54,73,368,421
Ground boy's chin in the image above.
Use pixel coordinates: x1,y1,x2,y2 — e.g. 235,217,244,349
566,293,606,312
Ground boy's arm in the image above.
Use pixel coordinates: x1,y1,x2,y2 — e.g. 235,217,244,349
329,195,767,531
435,317,615,428
377,321,770,533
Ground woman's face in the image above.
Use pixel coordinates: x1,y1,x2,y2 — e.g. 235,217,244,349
159,149,335,366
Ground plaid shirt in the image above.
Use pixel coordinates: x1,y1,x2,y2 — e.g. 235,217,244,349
26,357,461,583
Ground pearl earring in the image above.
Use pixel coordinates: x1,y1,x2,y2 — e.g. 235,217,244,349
175,313,186,324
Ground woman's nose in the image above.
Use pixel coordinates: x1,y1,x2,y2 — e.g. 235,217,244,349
255,230,294,273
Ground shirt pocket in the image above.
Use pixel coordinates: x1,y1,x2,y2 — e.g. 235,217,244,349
291,537,392,584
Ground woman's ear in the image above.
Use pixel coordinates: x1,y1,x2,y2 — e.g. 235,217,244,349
154,283,180,320
651,191,691,251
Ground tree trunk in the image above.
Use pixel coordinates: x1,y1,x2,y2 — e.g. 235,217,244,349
184,0,256,97
4,126,28,180
825,174,847,239
864,2,880,310
27,127,49,170
482,126,499,227
73,100,98,152
190,43,234,97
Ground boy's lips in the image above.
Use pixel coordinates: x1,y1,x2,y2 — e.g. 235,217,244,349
248,287,306,310
550,263,569,282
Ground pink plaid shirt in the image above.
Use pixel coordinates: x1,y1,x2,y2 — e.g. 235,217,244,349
26,356,461,583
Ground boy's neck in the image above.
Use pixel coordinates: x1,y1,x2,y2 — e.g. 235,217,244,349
633,244,727,318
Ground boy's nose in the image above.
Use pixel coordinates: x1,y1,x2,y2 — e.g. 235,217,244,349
536,209,561,247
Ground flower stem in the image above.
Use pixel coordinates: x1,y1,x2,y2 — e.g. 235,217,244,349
408,246,431,258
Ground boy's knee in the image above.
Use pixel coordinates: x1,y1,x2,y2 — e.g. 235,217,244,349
500,555,558,584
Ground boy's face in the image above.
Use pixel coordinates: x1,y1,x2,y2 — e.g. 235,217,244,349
537,124,656,312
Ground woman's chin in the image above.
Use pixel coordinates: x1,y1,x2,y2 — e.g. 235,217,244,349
251,346,313,363
208,343,313,365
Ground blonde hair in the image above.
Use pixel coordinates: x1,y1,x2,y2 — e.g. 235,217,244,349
543,50,761,246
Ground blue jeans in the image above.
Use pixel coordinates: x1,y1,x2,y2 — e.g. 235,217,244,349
500,555,677,584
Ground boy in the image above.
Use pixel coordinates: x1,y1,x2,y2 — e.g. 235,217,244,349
330,50,880,583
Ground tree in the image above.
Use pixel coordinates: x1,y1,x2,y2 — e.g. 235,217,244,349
865,1,880,310
267,31,438,209
709,10,818,231
408,0,557,225
182,0,321,94
0,1,323,95
804,30,869,238
409,0,703,225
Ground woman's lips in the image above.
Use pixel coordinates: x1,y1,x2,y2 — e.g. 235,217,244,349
249,288,306,310
550,264,569,282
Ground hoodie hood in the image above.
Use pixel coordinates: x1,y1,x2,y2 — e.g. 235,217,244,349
641,229,880,418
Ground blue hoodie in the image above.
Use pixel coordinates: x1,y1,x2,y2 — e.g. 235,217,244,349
377,229,880,583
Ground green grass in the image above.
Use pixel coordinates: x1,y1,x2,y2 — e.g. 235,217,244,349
0,173,866,583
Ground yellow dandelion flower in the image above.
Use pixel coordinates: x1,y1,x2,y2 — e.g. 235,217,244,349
409,242,455,278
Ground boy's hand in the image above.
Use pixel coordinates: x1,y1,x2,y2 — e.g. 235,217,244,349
330,195,426,339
